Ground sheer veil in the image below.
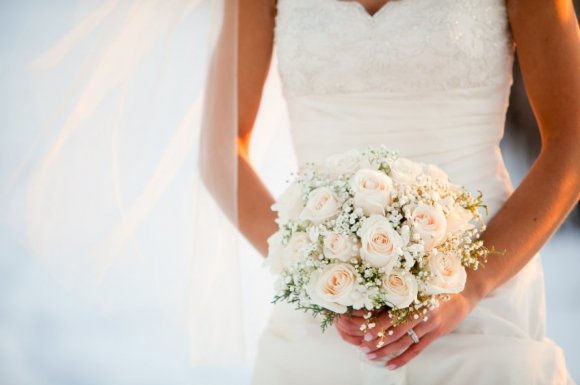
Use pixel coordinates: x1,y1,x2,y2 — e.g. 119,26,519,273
1,0,290,366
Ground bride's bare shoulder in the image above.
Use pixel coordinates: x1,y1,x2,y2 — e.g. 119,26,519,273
505,0,579,161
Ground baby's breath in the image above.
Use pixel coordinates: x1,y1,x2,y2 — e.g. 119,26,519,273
268,146,496,331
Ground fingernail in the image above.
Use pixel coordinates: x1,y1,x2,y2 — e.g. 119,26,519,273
364,334,373,341
360,346,370,353
367,353,377,359
387,364,397,370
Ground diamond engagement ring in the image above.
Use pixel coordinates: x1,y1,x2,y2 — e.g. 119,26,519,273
407,328,420,344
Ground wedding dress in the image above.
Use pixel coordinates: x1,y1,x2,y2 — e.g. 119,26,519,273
250,0,574,384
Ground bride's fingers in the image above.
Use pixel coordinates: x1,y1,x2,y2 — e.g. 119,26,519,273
357,313,399,345
334,313,369,337
336,328,363,345
334,317,364,345
363,318,433,360
385,330,438,369
350,309,369,317
360,315,425,354
335,317,365,337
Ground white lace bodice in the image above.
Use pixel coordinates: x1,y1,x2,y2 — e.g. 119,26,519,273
274,0,515,97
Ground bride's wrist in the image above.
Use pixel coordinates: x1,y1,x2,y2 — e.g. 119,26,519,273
461,278,490,310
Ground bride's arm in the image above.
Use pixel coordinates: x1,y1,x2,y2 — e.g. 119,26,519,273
201,0,278,257
465,0,580,303
336,0,580,368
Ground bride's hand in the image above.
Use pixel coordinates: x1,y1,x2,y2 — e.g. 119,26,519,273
334,292,479,369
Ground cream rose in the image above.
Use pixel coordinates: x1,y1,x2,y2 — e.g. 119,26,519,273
322,149,372,177
299,187,340,224
446,204,475,235
358,215,403,269
264,231,285,274
323,232,358,262
350,169,393,215
390,157,424,186
410,203,447,250
382,269,419,308
271,182,304,224
425,164,465,194
306,263,358,313
265,231,311,273
424,164,449,184
284,231,311,267
423,251,467,295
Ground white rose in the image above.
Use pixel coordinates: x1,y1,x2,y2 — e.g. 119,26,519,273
299,187,340,224
423,251,467,295
390,157,424,186
322,149,372,177
284,232,311,266
410,204,447,250
323,232,358,262
425,164,466,194
449,183,465,195
350,169,393,215
382,269,419,309
271,182,304,224
358,215,403,269
446,204,475,235
264,231,285,274
424,164,449,184
306,263,359,313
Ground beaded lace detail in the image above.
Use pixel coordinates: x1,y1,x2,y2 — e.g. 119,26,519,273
274,0,515,97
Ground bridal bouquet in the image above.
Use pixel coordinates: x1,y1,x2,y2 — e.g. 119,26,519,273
266,146,491,330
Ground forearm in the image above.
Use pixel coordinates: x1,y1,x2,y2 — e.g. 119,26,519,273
464,141,580,303
200,149,277,258
237,152,278,257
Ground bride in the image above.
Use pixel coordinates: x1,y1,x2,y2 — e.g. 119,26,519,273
216,0,580,384
6,0,576,383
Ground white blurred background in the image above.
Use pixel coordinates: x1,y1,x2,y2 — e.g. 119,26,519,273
1,1,578,384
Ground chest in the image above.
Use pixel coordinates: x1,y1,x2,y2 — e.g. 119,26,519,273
343,0,394,17
274,0,515,96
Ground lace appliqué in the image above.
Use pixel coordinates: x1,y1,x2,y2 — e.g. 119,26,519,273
274,0,515,97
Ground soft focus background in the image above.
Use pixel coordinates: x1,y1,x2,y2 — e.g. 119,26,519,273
1,1,578,384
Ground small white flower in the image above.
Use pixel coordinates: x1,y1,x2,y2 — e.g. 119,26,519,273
347,284,373,310
401,225,411,245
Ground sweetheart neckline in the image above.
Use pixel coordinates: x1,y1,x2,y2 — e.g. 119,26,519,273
334,0,395,19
